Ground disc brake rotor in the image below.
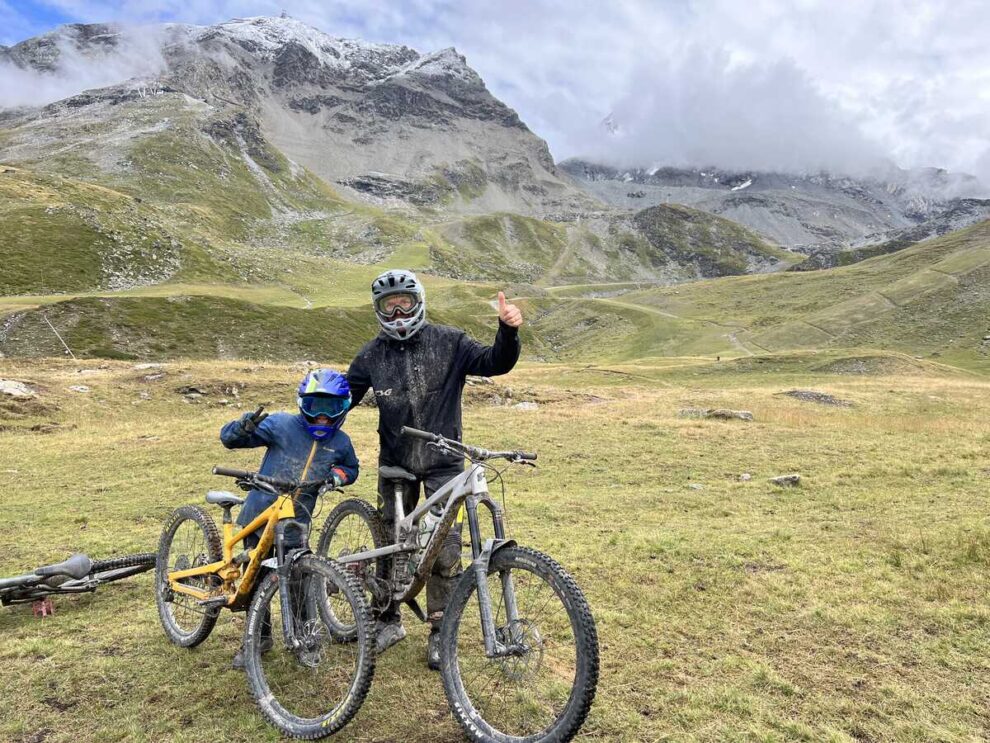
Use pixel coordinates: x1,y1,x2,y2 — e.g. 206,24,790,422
496,619,545,681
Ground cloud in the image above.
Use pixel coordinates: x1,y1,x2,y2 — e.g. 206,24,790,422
3,0,988,181
0,24,168,107
572,47,884,175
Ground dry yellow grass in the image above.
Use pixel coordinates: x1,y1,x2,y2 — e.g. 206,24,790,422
1,357,989,742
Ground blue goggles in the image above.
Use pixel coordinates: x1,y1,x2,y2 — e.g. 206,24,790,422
299,395,350,420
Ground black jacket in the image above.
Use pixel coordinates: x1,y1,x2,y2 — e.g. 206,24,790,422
347,321,520,474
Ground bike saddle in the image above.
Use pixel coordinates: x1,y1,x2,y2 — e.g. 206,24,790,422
206,490,245,508
35,553,92,580
378,465,417,482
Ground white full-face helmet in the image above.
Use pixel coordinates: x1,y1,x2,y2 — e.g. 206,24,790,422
371,269,426,340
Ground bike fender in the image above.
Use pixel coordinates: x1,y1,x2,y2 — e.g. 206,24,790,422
474,538,517,573
265,547,312,573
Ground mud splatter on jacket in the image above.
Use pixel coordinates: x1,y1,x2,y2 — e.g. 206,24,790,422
347,321,520,475
220,412,359,530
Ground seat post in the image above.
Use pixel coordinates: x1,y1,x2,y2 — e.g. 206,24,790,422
393,482,406,523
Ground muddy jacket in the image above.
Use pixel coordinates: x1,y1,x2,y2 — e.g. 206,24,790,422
220,412,359,530
347,321,520,475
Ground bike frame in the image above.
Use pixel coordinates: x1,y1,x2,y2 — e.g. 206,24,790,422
335,462,523,658
167,492,305,612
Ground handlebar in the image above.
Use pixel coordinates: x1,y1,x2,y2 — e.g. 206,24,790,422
400,426,537,462
212,466,335,493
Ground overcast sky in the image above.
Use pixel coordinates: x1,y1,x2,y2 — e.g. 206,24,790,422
3,0,989,181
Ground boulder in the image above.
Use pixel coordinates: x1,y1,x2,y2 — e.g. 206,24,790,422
513,401,538,411
678,407,753,421
779,389,853,407
707,409,754,421
68,385,90,393
0,380,35,399
770,474,801,487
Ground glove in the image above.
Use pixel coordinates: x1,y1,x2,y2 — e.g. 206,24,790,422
241,405,268,434
331,472,345,487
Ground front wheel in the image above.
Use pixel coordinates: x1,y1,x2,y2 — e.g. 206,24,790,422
244,554,375,739
439,546,599,743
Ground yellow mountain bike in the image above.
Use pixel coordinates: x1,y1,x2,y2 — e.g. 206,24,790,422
154,466,375,739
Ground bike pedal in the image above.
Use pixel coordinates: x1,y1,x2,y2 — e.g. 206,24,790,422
33,598,55,618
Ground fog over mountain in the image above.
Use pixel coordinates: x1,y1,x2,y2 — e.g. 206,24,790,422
2,1,987,186
571,47,885,178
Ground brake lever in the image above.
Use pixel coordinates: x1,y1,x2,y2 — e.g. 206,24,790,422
317,481,338,496
235,478,254,492
427,441,456,456
512,457,538,468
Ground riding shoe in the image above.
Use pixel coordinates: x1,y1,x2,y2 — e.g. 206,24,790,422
231,636,274,670
375,620,407,655
427,629,441,671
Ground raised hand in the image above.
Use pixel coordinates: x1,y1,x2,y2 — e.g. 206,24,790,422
497,291,523,328
241,405,268,434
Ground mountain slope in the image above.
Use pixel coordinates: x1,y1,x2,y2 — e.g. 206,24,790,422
516,219,990,371
561,160,989,260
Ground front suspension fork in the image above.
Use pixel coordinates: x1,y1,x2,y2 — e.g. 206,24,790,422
466,495,522,658
274,520,309,650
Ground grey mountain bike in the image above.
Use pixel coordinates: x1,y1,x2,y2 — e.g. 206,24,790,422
317,426,599,743
0,552,156,607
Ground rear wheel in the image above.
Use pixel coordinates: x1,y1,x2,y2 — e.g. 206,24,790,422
155,506,223,648
316,499,388,639
440,546,599,743
91,553,156,583
244,554,375,739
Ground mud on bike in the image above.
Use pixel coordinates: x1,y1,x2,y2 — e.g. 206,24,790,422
155,468,374,739
317,426,599,743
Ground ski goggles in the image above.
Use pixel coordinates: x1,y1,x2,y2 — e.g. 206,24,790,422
299,395,350,420
375,292,420,318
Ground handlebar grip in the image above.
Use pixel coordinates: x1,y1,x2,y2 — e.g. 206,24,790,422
213,466,254,479
516,451,538,461
400,426,439,442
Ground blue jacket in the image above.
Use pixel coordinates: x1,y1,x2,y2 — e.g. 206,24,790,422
219,412,359,531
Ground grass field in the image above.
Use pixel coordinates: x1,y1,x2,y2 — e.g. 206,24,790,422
1,356,989,742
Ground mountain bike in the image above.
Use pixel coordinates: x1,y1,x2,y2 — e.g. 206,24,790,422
155,468,375,740
0,552,155,608
317,426,599,743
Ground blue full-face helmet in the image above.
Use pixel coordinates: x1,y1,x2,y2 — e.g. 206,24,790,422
297,369,351,440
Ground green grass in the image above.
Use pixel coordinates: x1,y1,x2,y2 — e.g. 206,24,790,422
1,358,989,741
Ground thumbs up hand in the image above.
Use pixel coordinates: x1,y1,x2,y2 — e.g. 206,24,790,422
497,291,523,328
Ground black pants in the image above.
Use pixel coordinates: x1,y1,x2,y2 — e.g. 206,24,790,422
377,467,464,627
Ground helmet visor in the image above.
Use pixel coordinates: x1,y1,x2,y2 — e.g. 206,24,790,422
375,292,420,318
300,395,350,420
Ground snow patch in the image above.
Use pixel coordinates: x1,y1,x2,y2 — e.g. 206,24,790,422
731,178,753,191
205,16,416,77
